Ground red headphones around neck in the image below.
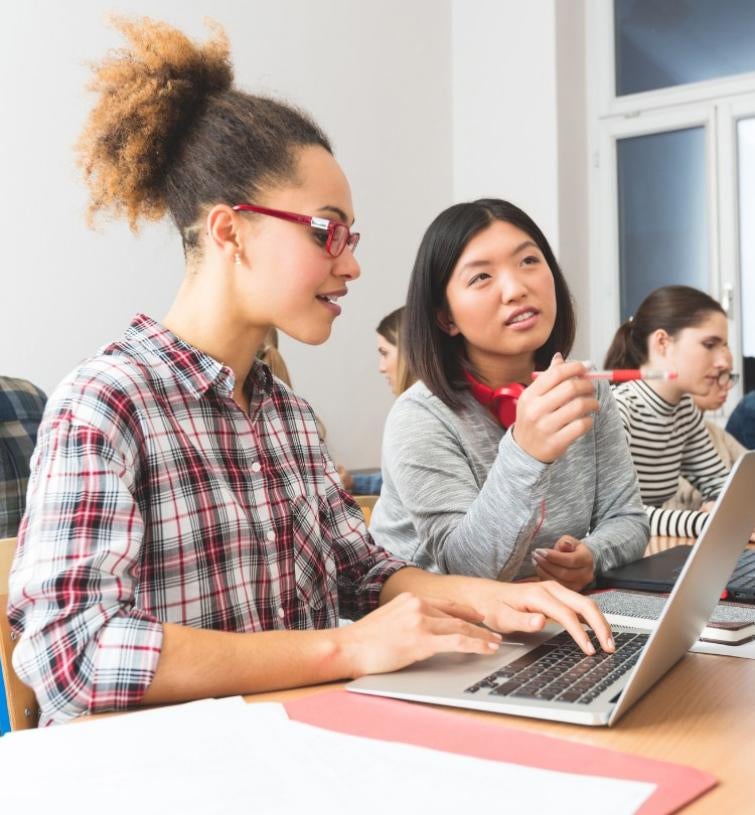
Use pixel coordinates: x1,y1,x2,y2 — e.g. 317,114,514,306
463,370,524,429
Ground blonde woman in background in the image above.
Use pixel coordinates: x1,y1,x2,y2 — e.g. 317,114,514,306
376,307,414,396
339,307,414,495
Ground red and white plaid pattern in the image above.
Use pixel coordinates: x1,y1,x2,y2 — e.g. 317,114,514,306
8,315,405,725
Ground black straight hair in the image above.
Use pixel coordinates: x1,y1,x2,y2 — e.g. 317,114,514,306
604,285,726,369
403,199,575,409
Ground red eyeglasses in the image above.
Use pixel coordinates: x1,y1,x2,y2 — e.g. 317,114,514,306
232,203,360,257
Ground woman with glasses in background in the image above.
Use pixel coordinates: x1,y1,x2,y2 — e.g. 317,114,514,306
663,358,745,511
605,285,736,538
726,389,755,450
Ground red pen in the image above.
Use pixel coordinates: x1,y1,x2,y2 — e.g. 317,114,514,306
531,369,678,383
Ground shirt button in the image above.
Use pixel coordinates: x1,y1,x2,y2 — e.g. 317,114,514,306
251,462,262,473
266,530,275,542
277,607,285,620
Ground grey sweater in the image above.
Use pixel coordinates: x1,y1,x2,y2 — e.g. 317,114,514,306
370,380,649,580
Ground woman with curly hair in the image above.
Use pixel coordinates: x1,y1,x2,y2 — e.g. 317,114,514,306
8,16,613,726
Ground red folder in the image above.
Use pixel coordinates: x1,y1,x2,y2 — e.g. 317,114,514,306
285,690,715,815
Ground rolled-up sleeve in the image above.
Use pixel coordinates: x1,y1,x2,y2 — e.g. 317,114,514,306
8,417,163,726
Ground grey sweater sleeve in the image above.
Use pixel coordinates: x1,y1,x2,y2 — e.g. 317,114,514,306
377,394,552,579
581,383,650,572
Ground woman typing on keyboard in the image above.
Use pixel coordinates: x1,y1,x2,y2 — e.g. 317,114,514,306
7,17,614,727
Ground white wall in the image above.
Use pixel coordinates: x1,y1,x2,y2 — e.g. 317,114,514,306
452,1,560,245
2,1,589,467
452,0,590,359
0,0,453,469
555,0,590,361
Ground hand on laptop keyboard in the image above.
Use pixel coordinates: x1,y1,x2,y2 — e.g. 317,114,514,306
340,571,614,680
338,593,506,677
471,579,616,656
464,630,646,704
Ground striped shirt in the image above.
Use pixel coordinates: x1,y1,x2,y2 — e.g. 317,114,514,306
612,380,730,537
8,315,405,726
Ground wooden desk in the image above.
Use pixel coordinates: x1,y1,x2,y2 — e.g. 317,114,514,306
77,536,754,809
248,650,754,812
248,539,755,812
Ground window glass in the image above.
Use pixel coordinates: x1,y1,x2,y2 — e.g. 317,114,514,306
617,126,709,320
615,0,755,96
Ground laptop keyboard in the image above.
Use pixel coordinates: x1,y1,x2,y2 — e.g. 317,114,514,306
729,550,755,594
464,630,648,705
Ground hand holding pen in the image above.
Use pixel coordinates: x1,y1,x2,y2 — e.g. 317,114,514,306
513,354,599,464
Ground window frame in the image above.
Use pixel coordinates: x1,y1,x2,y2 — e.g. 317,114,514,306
593,0,755,118
718,95,755,379
591,103,719,363
587,0,755,407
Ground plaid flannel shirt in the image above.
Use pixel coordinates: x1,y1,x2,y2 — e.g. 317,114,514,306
0,376,46,537
8,315,406,726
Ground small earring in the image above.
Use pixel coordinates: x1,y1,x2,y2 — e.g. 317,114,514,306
234,252,242,267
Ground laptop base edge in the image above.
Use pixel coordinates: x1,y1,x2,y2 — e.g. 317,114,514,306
346,685,612,727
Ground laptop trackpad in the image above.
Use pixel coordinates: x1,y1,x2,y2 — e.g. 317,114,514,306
349,628,557,696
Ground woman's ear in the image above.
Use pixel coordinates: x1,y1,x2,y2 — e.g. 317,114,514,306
205,204,245,265
648,328,672,358
436,309,460,336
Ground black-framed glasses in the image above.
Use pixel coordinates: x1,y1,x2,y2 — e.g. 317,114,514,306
716,371,740,387
232,203,360,257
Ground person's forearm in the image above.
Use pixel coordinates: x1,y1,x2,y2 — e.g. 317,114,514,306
141,622,354,706
382,403,547,581
381,566,485,609
380,565,612,657
645,505,708,538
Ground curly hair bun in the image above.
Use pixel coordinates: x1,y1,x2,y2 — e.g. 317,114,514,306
77,16,233,229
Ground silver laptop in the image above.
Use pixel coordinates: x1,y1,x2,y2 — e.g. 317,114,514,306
349,450,755,727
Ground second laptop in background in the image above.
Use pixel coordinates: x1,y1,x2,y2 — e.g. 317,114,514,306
597,544,755,603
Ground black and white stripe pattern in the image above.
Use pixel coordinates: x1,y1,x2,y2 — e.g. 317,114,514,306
613,380,730,538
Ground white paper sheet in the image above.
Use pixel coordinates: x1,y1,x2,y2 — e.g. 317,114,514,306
0,696,656,814
251,711,656,815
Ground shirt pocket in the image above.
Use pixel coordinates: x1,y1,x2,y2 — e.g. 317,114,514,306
290,495,338,625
